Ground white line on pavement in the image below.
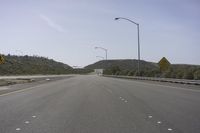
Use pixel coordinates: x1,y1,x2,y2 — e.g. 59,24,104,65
16,128,21,131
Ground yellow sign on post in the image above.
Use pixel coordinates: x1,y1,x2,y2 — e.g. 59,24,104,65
0,55,5,64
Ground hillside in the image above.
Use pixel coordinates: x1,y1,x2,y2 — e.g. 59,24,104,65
0,55,73,75
85,59,200,79
85,59,159,70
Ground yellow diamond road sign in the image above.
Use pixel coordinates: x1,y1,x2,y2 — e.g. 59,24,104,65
0,55,5,64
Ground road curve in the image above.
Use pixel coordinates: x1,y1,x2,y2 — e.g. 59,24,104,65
0,75,199,133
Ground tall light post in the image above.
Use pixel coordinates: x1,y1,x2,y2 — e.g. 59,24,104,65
96,56,104,60
95,46,108,60
115,17,140,75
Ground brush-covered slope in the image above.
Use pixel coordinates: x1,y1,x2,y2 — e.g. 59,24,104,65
85,59,158,70
0,55,73,75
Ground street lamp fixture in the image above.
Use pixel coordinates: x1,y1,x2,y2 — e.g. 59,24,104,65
94,46,108,60
96,56,104,60
115,17,141,75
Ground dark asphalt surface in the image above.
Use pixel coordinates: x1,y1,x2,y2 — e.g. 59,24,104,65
0,75,200,133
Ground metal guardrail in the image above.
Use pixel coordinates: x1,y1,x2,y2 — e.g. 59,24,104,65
103,75,200,85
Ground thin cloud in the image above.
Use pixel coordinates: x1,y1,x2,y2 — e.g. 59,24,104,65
39,14,65,33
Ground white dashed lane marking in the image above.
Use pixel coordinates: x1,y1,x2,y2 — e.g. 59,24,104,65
117,95,174,132
32,115,36,118
157,121,162,124
119,97,128,103
25,121,30,124
16,128,21,131
46,78,50,81
168,128,173,131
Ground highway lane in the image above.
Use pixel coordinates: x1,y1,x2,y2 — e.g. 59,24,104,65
0,75,199,133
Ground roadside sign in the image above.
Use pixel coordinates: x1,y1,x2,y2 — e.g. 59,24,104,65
0,55,5,64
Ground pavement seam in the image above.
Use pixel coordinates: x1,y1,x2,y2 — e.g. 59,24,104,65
0,84,49,97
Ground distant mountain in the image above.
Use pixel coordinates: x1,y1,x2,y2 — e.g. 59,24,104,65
0,55,73,75
85,59,159,70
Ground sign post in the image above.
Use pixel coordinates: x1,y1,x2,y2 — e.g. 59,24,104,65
0,55,5,64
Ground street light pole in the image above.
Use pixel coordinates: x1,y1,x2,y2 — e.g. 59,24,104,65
137,24,140,74
115,17,141,75
95,47,108,60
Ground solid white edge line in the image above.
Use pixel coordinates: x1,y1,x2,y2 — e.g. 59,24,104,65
0,86,41,97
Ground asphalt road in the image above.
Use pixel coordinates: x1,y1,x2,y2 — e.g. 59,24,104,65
0,75,199,133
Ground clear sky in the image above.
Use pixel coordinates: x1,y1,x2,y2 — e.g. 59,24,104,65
0,0,200,67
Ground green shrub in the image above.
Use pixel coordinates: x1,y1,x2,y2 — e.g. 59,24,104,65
183,70,194,79
193,70,200,80
127,70,135,76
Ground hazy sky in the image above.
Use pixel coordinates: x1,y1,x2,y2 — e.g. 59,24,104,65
0,0,200,67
